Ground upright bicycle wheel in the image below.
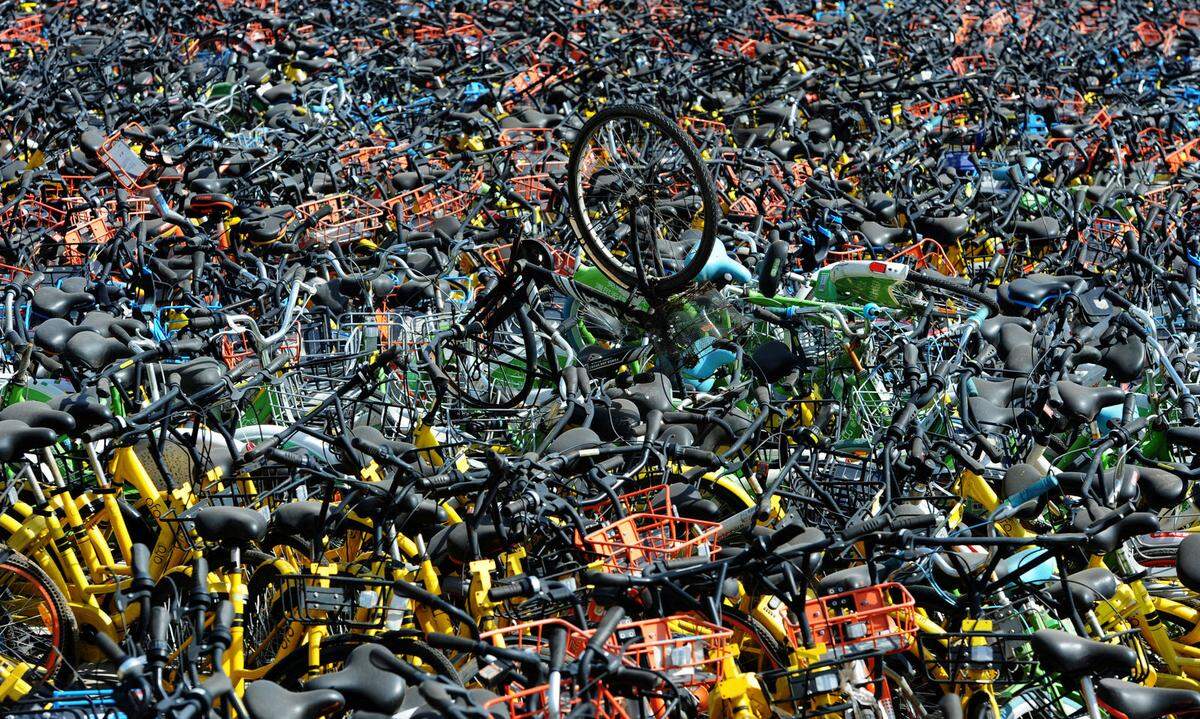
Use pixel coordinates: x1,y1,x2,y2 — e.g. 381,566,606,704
0,551,76,694
567,103,719,296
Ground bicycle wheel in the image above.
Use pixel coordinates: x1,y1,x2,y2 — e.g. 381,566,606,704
432,309,542,409
568,103,719,295
0,550,76,693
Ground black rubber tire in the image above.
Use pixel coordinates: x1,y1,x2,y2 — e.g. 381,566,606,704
1,550,77,691
567,103,719,295
265,632,461,686
439,308,539,409
907,269,1000,316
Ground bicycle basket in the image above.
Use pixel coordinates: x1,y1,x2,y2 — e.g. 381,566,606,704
785,582,916,659
583,512,720,572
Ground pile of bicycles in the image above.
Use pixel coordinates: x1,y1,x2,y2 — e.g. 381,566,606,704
6,0,1200,717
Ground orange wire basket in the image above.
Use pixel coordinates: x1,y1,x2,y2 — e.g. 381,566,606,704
482,617,592,655
296,194,382,247
0,14,46,48
590,615,733,688
483,683,631,719
583,512,721,572
785,582,917,659
1073,216,1136,271
481,242,577,277
96,125,155,191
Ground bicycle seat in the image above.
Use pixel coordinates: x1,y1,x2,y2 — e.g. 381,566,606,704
1028,629,1136,677
767,138,801,161
915,215,969,244
749,339,806,384
1127,464,1185,510
1055,468,1137,504
305,644,408,714
192,506,267,546
32,286,94,319
1176,534,1200,592
0,420,58,462
859,221,905,250
160,357,227,397
49,392,114,432
1165,425,1200,452
996,322,1035,373
516,108,563,128
28,322,72,358
244,680,344,719
1013,216,1062,241
261,83,296,104
694,240,752,284
185,193,235,217
0,401,76,435
866,193,898,221
980,315,1032,346
967,396,1021,429
346,425,423,473
63,331,134,371
620,372,675,414
817,565,873,595
1049,123,1083,139
970,377,1026,406
189,177,235,194
1097,679,1200,719
81,311,148,340
264,501,324,552
1045,567,1118,612
1054,380,1125,422
1000,273,1080,311
1098,335,1146,383
1071,500,1159,554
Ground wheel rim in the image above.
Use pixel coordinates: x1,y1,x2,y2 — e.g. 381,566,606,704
0,561,64,681
571,110,712,289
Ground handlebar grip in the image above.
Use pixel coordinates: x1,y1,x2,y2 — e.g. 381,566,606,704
215,600,234,633
1103,287,1132,310
131,543,153,591
1004,476,1058,510
265,351,293,373
586,606,626,654
844,514,890,539
267,447,309,467
185,315,223,331
81,418,125,443
586,572,638,588
670,445,723,468
888,402,919,438
487,579,533,601
164,337,207,356
192,556,209,601
426,632,483,653
613,665,662,690
149,605,170,646
90,630,128,664
891,514,938,531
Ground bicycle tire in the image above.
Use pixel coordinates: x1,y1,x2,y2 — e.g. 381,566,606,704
567,103,719,296
0,550,77,692
437,309,540,409
904,268,1000,317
